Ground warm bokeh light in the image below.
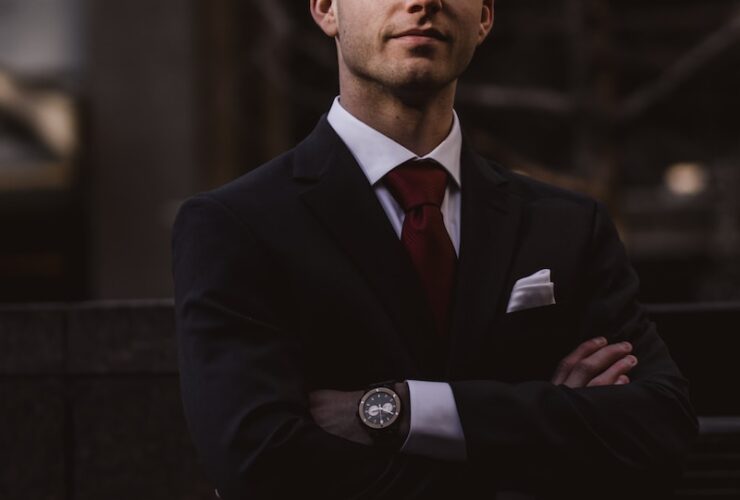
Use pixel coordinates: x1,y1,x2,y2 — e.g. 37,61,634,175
664,162,709,196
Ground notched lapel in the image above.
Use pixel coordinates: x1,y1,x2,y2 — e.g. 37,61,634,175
296,118,440,376
447,144,525,377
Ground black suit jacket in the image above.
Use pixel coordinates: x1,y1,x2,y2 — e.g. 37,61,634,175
172,116,698,499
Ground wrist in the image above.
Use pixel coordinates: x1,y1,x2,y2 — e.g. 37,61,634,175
356,380,409,450
393,381,411,442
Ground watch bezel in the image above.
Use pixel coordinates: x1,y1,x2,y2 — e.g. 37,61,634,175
358,386,402,430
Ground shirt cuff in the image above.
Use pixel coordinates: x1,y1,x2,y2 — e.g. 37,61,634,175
400,380,467,461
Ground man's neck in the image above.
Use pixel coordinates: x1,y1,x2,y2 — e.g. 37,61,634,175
338,81,457,157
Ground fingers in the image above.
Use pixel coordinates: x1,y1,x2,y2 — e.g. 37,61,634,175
562,341,634,388
552,337,638,389
551,337,608,385
586,355,638,387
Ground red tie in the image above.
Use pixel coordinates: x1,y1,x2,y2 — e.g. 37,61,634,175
384,159,457,337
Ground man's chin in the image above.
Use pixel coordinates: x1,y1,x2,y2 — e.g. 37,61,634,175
348,61,456,100
392,71,453,96
379,60,443,87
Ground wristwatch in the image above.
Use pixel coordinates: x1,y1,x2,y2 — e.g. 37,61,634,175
357,381,403,448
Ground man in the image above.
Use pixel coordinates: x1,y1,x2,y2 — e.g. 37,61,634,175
172,0,698,498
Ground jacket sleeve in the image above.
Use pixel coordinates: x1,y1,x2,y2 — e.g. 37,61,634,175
172,194,469,500
450,201,699,496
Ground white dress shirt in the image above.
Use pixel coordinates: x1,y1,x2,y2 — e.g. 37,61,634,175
327,97,467,461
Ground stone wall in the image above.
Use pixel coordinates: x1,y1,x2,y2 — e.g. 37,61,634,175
0,301,212,500
1,301,738,499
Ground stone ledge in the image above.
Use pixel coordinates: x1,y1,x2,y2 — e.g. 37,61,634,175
0,300,176,375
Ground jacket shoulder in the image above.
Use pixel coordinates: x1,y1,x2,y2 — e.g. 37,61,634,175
488,159,599,210
183,115,336,216
179,147,303,226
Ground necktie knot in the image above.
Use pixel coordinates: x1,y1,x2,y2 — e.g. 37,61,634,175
384,160,448,212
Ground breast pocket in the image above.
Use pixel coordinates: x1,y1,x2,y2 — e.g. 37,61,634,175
488,304,577,382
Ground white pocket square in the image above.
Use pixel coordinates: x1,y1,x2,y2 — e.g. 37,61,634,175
506,269,556,313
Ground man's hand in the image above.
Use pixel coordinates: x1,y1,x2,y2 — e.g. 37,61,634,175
309,338,635,447
309,388,371,445
551,337,638,388
309,383,410,446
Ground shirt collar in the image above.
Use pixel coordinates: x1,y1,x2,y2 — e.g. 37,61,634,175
327,96,462,187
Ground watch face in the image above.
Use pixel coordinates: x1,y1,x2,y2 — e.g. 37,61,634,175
359,387,401,430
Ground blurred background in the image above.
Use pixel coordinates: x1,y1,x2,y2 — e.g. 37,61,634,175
1,0,739,499
0,0,739,303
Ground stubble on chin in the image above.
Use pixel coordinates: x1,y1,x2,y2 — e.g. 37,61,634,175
339,32,458,100
368,50,454,89
387,57,458,98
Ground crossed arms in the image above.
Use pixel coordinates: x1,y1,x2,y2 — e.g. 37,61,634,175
172,195,698,499
308,335,642,449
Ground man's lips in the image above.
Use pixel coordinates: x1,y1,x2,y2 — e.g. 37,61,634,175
390,28,449,42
